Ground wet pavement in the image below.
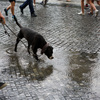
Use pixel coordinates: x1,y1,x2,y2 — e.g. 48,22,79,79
0,1,100,100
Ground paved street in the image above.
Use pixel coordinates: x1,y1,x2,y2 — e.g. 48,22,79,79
0,0,100,100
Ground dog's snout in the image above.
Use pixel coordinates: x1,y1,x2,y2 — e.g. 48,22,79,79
49,56,54,59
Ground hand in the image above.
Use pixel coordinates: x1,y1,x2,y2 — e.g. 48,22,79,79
0,12,6,24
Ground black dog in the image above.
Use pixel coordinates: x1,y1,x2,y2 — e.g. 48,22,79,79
14,16,54,60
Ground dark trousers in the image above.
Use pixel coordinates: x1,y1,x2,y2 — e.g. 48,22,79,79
20,0,35,14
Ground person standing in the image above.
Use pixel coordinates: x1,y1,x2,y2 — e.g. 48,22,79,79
4,0,16,18
19,0,37,17
0,12,7,90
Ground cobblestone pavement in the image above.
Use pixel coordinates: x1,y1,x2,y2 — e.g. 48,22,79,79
0,1,100,100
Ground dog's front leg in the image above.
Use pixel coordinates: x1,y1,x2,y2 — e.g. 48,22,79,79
32,45,38,60
33,54,39,60
27,44,30,54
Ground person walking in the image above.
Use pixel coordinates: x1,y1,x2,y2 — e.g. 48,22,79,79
88,0,99,17
4,0,16,18
78,0,85,15
19,0,37,17
0,12,7,90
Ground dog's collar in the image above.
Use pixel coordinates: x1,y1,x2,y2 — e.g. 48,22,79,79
41,43,49,54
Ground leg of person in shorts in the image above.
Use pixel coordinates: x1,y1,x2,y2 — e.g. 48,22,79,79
4,0,16,18
88,0,99,17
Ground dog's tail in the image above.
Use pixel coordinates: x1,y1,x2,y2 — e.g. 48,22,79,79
14,15,22,28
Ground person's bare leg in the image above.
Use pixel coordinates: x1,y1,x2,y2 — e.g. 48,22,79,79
88,0,98,17
81,0,84,14
88,0,96,10
97,1,100,5
7,5,11,10
11,1,15,16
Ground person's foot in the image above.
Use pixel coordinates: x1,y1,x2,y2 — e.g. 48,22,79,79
95,9,99,17
19,6,23,14
0,82,7,89
85,4,89,7
40,1,43,5
33,3,36,7
4,8,8,16
31,13,37,17
87,11,93,15
78,11,84,15
12,15,16,19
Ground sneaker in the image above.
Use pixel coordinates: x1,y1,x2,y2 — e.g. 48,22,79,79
12,15,16,19
33,3,36,7
40,1,43,5
78,11,84,15
4,8,8,16
0,82,7,89
87,11,93,15
85,4,89,7
19,6,23,14
95,10,99,17
44,0,48,6
31,13,37,17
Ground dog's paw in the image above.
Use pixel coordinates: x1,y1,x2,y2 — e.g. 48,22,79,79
14,48,17,52
33,55,39,61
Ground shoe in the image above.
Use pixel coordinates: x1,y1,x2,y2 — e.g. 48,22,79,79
78,11,84,15
31,13,37,17
12,15,16,19
19,6,23,14
87,11,93,15
40,1,43,5
95,10,99,17
33,3,36,7
0,82,7,89
41,0,48,6
44,0,48,6
85,4,88,7
4,8,8,16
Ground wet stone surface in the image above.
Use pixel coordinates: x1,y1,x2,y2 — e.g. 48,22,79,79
0,1,100,100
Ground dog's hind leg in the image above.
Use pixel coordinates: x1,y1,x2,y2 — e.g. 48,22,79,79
14,31,23,52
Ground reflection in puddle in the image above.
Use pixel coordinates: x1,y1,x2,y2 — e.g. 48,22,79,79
2,52,53,81
68,51,98,87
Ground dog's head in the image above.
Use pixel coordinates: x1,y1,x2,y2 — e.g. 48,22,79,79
44,46,54,59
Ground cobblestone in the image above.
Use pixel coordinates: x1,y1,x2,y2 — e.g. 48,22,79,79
0,1,100,100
